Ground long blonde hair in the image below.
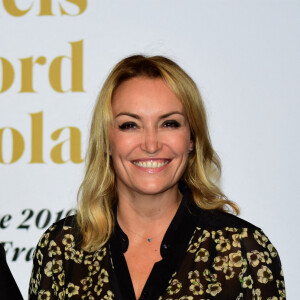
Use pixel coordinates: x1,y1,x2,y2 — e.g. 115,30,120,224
77,55,239,251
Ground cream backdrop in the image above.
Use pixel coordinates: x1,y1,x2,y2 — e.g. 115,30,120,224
0,0,299,298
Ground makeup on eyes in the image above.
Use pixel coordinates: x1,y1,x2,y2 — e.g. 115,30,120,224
118,119,182,131
115,111,186,131
162,120,181,128
118,122,138,130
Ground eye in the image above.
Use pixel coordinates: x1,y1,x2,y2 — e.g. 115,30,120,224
162,120,181,128
118,122,138,130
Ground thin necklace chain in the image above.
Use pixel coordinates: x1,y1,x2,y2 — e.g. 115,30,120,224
118,220,166,243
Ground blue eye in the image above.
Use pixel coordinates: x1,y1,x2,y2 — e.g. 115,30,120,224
119,122,137,130
163,120,181,128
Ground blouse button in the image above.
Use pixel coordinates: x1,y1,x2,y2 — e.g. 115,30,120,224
140,290,149,299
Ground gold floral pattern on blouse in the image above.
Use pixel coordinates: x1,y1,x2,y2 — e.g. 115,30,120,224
160,227,285,300
29,224,114,299
29,221,285,299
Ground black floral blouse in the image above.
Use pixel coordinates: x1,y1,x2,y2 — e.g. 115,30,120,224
29,190,286,300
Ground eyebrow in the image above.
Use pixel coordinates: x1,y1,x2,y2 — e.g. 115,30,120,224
115,111,185,120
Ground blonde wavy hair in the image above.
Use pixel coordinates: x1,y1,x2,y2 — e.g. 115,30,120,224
77,55,239,251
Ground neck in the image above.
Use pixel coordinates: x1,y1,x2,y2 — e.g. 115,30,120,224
117,185,182,236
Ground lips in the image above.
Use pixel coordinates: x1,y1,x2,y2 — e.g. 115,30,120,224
131,159,171,169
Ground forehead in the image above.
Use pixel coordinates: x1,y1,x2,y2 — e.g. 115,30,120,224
111,77,184,116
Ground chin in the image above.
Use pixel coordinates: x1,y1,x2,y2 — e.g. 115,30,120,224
133,181,174,196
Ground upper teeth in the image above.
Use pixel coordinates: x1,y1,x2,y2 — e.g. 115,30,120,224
133,161,169,168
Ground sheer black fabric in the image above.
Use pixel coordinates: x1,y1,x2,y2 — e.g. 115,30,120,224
29,190,285,299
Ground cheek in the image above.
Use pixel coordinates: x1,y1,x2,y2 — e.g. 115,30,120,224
109,133,139,156
164,132,191,153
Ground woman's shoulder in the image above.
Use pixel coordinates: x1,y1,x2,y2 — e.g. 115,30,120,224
191,207,280,258
193,206,259,230
176,206,286,299
41,214,77,235
35,215,82,251
191,206,279,249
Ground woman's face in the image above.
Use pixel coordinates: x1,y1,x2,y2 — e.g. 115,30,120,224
109,77,193,197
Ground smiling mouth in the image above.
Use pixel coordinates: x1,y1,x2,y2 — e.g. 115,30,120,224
132,159,170,169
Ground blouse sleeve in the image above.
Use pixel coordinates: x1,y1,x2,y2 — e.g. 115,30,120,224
241,227,286,299
28,223,72,300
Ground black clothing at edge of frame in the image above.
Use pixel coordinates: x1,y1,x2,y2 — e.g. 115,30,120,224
0,243,23,300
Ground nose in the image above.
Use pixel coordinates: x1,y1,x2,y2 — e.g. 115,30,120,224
141,128,162,154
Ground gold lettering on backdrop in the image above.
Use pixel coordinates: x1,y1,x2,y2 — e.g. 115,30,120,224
2,0,87,17
49,40,84,93
0,40,84,93
29,112,45,163
2,0,33,17
0,58,14,93
0,112,84,164
60,0,87,16
19,57,47,93
0,0,87,163
0,128,25,164
38,0,54,16
51,127,84,164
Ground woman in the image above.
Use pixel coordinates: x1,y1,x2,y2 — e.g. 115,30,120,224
29,55,285,299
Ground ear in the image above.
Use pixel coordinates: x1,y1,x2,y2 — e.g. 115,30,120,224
106,143,112,156
189,139,194,152
107,143,112,156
